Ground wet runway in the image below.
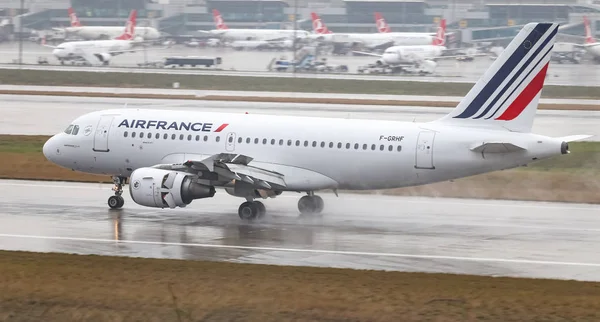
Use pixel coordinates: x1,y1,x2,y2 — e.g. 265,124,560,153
2,94,598,140
0,42,598,86
1,179,599,281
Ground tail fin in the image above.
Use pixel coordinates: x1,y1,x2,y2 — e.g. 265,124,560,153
115,10,136,40
584,16,596,44
432,19,446,46
311,12,330,34
212,9,228,30
435,22,558,133
68,7,81,27
374,12,390,33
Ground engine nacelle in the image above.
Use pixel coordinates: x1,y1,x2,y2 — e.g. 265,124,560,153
129,168,215,208
94,53,112,63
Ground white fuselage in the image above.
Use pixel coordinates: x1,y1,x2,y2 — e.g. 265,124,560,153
43,109,564,192
210,29,309,41
584,43,600,58
310,32,433,47
52,39,132,59
380,45,446,65
65,26,160,40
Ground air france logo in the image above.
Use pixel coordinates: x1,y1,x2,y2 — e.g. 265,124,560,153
215,15,226,29
376,19,389,33
118,119,229,132
69,13,78,25
435,27,445,46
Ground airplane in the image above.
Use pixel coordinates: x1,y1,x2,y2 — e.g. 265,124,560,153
42,22,592,221
308,12,438,49
199,9,310,42
53,7,161,41
42,10,142,66
581,16,600,62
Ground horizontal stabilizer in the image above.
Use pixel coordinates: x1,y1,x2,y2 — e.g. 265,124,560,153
556,135,594,142
470,142,526,153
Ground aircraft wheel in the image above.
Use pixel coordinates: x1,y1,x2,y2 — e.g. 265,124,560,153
254,201,266,218
238,201,259,220
108,195,124,209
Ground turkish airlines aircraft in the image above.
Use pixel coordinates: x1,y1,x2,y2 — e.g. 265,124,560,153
53,7,161,40
308,12,436,48
580,16,600,62
43,10,140,66
42,22,591,220
200,9,309,42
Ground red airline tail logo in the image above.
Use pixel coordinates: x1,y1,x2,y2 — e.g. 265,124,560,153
374,12,390,33
584,16,596,44
311,12,330,34
68,7,81,27
212,9,228,30
432,19,446,46
115,10,136,40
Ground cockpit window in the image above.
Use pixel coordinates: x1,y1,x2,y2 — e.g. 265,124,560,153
72,125,80,135
64,125,74,134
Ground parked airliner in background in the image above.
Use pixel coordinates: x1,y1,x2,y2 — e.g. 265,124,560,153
200,9,309,42
308,12,438,49
43,22,591,220
43,10,141,66
581,16,600,62
53,7,161,41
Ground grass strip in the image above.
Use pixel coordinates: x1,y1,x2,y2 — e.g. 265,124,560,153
1,250,600,322
0,69,599,99
1,89,599,110
1,135,599,204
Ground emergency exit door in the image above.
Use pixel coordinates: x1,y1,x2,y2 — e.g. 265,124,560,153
225,132,236,152
93,115,115,152
415,131,436,169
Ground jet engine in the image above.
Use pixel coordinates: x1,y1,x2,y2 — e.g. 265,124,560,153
93,53,112,65
129,168,215,208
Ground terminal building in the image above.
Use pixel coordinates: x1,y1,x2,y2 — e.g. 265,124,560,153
0,0,599,45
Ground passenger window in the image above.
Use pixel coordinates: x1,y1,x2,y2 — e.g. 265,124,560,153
164,133,168,140
371,144,376,150
188,135,192,141
329,142,333,148
72,125,79,135
216,136,220,142
148,133,152,139
204,136,208,142
238,137,242,143
124,131,128,138
155,133,160,139
320,142,325,148
132,132,136,138
345,143,350,149
337,143,342,149
179,134,184,140
363,144,367,150
271,139,275,145
295,140,300,146
139,132,144,138
354,143,359,149
388,145,393,151
287,140,292,146
254,138,259,144
263,138,267,144
312,141,317,147
171,134,176,140
64,125,74,134
229,136,234,143
196,135,200,141
380,145,384,151
304,141,308,147
397,146,402,152
279,139,284,145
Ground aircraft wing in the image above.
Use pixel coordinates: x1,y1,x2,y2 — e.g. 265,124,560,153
352,51,382,57
432,53,489,61
470,142,526,154
151,153,287,190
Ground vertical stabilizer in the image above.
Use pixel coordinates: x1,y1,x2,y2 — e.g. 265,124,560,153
434,23,559,133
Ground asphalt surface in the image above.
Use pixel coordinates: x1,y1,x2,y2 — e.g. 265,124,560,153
0,179,599,281
1,94,598,140
0,41,598,86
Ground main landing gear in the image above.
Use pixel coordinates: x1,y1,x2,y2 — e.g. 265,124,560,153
108,176,126,209
237,192,324,220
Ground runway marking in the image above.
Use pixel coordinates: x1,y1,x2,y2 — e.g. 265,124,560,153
1,233,600,268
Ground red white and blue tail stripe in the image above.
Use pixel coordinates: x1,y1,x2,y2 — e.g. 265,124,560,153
437,23,558,133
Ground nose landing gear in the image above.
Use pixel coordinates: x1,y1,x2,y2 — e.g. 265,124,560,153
108,176,126,209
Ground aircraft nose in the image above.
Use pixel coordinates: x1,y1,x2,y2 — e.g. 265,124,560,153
43,135,59,162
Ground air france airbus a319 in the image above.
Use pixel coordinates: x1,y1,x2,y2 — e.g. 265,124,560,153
43,22,591,220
